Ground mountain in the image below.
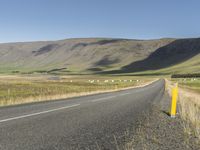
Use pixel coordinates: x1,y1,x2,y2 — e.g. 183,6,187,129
0,37,200,75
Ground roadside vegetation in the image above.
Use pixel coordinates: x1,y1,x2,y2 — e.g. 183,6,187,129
169,78,200,142
0,75,154,106
122,78,200,150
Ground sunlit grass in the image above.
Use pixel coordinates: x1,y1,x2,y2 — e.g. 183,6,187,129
168,78,200,141
174,78,200,93
0,75,154,106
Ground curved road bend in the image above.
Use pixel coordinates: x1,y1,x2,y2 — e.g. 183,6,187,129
0,79,165,150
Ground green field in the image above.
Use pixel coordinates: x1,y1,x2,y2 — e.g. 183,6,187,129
171,78,200,93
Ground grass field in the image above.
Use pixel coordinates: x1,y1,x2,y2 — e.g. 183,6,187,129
173,78,200,93
0,75,155,106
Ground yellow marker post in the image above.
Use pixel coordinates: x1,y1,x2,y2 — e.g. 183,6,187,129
170,83,178,118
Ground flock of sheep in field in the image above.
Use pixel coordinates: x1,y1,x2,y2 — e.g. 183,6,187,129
87,79,139,83
65,79,140,83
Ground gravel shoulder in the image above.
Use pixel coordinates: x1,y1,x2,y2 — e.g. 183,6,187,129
124,89,200,150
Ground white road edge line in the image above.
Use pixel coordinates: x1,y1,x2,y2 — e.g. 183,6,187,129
119,93,130,96
0,104,80,123
91,96,116,102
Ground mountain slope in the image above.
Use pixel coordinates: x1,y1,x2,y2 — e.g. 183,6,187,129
109,38,200,74
0,38,200,74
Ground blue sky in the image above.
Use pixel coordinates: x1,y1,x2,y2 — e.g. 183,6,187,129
0,0,199,43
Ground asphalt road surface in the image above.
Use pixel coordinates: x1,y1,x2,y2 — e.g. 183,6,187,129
0,79,165,150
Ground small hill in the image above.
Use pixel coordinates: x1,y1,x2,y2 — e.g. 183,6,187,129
0,37,200,75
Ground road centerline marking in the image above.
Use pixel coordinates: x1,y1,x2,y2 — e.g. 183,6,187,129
91,96,116,102
0,104,80,123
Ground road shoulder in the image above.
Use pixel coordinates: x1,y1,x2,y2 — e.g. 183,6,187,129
124,90,200,150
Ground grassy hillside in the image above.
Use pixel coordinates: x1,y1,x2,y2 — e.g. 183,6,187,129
1,37,200,75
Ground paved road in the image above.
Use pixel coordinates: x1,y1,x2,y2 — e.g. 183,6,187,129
0,79,165,150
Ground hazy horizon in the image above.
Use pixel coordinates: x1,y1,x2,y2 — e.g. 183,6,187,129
2,36,200,44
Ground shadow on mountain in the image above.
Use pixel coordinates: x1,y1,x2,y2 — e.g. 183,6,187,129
92,39,125,45
32,44,59,56
70,39,126,50
70,43,88,50
47,67,67,73
87,68,103,72
94,55,120,66
101,38,200,74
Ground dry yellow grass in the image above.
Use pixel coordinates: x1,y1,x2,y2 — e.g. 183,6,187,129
0,75,155,106
178,88,200,140
166,79,200,141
